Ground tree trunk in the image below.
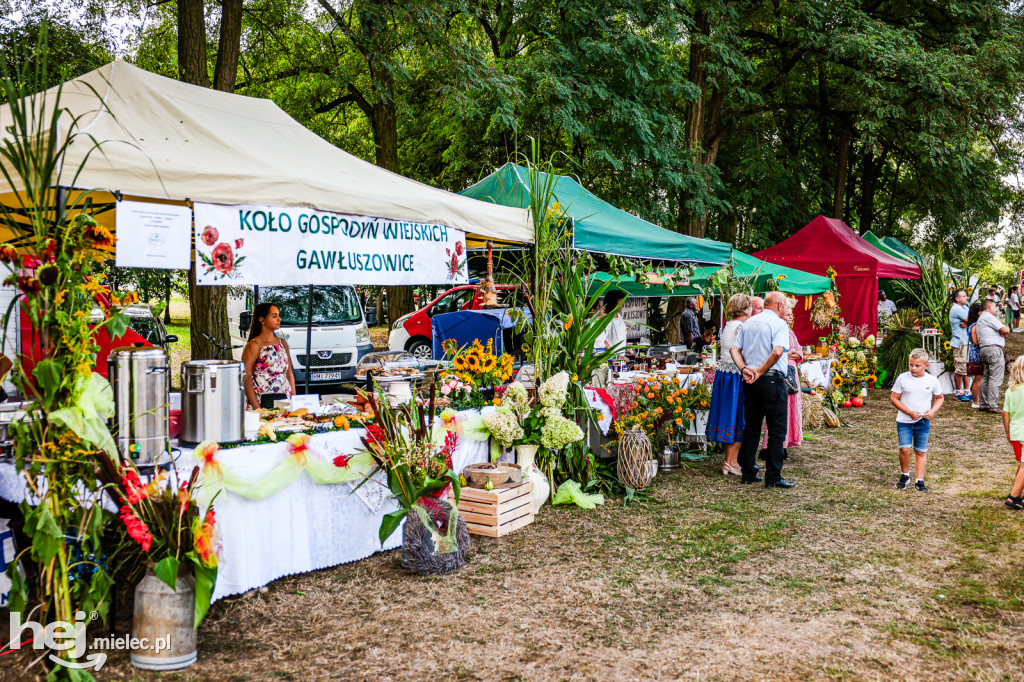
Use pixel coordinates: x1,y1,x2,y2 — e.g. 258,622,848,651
177,0,209,86
665,297,684,344
361,2,416,324
858,150,884,234
677,9,710,238
179,0,236,359
188,264,232,359
164,275,172,324
833,125,851,219
214,0,243,92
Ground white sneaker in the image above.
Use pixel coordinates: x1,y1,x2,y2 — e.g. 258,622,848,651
971,402,981,409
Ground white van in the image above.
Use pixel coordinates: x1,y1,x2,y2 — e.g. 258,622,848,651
235,285,373,386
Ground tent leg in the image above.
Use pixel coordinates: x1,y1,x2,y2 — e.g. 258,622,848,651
305,284,312,395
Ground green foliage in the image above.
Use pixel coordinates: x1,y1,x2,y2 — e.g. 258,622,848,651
878,309,924,382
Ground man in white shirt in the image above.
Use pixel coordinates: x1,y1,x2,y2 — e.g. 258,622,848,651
877,290,897,318
1008,285,1021,332
730,291,793,488
975,299,1010,412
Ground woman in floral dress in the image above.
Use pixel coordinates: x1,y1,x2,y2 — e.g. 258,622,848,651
243,303,296,409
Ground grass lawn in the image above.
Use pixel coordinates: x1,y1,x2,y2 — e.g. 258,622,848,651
19,334,1024,680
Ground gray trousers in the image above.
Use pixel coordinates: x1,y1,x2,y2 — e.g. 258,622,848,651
980,346,1005,409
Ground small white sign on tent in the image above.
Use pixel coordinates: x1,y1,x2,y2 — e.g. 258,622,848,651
192,202,469,287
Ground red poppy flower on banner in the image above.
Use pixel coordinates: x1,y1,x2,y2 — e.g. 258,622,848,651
211,243,234,274
201,226,219,246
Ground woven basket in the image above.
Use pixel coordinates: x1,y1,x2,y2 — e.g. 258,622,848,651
617,426,655,490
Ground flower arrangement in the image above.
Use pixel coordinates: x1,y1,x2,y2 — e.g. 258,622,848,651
98,452,219,627
356,390,463,546
436,375,478,411
830,334,879,396
483,374,584,452
612,376,705,451
443,338,516,388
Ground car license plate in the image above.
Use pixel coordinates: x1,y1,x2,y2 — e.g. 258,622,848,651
311,371,343,381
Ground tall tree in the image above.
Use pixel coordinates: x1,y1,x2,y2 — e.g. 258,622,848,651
176,0,243,359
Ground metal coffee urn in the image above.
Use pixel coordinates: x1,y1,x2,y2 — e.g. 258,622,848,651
180,360,245,445
108,347,171,465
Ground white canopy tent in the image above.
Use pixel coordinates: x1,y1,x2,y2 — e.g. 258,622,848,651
0,60,532,246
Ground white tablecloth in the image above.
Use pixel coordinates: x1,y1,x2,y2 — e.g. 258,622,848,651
799,359,834,388
1,411,492,603
175,416,491,602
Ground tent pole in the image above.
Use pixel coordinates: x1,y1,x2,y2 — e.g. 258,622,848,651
305,284,312,395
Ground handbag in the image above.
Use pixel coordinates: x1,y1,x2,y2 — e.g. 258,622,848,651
966,323,983,374
785,365,800,395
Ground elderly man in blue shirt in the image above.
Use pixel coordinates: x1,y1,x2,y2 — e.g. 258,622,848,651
730,291,795,488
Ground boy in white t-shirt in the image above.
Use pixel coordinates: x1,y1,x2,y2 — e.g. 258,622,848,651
890,348,945,491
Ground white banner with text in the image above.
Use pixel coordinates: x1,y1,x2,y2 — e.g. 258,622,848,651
193,203,469,286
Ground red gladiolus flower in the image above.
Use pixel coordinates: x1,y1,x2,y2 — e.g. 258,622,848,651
120,505,153,552
192,508,218,568
201,225,219,246
122,470,149,504
235,238,244,249
42,238,57,259
365,424,387,446
0,245,17,264
179,482,191,513
211,242,234,274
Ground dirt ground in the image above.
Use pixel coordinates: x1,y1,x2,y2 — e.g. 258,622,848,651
7,336,1024,681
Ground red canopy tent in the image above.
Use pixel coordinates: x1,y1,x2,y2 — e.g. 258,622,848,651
753,216,920,345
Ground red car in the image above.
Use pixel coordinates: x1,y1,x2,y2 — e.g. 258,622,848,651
387,284,525,359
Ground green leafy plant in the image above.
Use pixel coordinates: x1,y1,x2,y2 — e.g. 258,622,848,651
877,309,924,385
0,25,133,675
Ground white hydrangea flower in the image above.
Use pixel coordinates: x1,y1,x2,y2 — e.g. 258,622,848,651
540,413,583,450
482,410,524,448
538,371,570,408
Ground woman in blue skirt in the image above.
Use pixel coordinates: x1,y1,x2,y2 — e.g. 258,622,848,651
708,293,752,476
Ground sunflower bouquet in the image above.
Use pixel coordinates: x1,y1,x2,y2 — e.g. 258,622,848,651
830,335,878,397
443,338,516,389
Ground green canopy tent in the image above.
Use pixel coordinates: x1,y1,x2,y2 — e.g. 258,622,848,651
863,232,915,263
588,251,831,297
460,163,731,265
863,232,963,277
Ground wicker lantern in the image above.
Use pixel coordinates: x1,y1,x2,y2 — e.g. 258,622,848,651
617,426,655,490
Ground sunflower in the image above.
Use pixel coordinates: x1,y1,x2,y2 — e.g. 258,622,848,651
481,356,496,372
866,375,877,386
465,354,481,372
453,356,466,371
832,376,844,387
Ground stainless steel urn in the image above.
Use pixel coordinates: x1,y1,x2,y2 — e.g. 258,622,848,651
108,347,170,465
180,360,245,445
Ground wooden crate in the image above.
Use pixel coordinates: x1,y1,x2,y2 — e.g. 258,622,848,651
450,481,534,537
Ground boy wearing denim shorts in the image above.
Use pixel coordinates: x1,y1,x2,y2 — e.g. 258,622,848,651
890,348,945,491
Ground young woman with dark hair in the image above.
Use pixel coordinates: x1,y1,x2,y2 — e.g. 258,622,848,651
242,303,296,409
